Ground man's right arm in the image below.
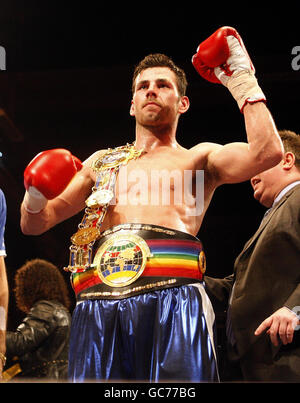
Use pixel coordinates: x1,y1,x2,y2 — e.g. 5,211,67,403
21,188,85,235
20,149,94,235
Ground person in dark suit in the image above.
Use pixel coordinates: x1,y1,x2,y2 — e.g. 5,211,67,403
205,129,300,382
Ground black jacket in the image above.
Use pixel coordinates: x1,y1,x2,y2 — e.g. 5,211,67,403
205,185,300,381
6,300,71,380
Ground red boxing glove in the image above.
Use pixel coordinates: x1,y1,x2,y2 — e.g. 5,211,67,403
24,149,82,200
192,26,266,111
192,26,254,84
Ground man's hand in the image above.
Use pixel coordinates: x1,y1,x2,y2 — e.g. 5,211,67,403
254,307,300,346
23,148,82,213
192,26,266,112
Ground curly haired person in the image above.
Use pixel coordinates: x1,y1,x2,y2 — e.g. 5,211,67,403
5,259,71,381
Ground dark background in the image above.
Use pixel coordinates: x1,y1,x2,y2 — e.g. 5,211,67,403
0,1,299,329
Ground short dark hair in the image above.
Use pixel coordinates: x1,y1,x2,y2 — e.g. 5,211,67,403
132,53,188,97
278,130,300,168
14,258,71,313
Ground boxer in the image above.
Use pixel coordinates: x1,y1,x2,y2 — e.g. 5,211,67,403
21,27,283,382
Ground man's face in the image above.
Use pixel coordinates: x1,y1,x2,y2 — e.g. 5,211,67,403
250,161,283,207
130,67,188,128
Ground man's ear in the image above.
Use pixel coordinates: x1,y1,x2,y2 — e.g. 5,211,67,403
178,96,190,115
282,152,295,170
129,100,135,116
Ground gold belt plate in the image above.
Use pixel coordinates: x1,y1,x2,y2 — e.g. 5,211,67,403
71,227,100,246
92,145,144,172
199,250,206,273
85,189,114,208
93,149,130,171
93,232,152,287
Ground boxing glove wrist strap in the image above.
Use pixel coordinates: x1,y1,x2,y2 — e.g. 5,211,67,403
23,187,48,214
227,70,266,112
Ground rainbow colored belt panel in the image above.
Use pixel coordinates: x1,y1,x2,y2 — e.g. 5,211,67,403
71,238,204,296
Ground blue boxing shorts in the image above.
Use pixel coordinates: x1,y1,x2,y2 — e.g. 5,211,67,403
68,283,219,382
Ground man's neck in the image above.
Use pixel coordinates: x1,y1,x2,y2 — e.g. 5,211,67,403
134,123,179,152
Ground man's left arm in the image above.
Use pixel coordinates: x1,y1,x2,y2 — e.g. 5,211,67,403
206,102,283,185
192,27,283,185
255,200,300,346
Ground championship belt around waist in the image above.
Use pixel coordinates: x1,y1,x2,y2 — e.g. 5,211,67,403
71,223,206,300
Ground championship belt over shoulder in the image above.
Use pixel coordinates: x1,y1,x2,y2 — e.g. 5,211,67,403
64,143,144,273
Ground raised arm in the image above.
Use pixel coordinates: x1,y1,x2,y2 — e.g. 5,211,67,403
192,27,283,185
207,102,282,184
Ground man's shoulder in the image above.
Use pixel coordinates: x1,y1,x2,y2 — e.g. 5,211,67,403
188,142,223,173
273,184,300,220
189,141,224,161
189,141,222,153
286,183,300,204
82,149,107,168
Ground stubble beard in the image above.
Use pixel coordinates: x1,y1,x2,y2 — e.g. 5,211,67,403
138,107,174,135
